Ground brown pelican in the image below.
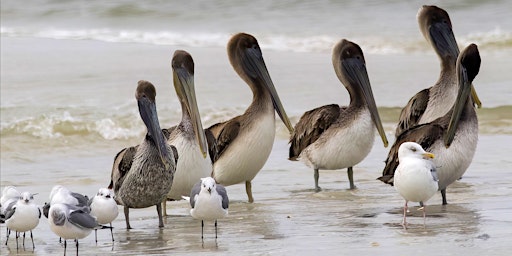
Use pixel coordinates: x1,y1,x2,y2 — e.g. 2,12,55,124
379,44,481,205
109,80,178,229
395,5,481,137
289,39,388,191
162,50,212,216
206,33,294,203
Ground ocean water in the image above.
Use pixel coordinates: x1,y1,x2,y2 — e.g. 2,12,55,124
1,1,511,255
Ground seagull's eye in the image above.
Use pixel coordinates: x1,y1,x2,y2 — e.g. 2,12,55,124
411,147,417,152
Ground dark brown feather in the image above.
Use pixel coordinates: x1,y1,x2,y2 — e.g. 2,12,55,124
395,89,430,137
378,121,445,185
288,104,340,160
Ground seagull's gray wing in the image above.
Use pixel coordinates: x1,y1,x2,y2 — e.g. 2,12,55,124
68,206,98,229
189,181,201,209
216,185,229,210
3,200,17,220
71,192,90,208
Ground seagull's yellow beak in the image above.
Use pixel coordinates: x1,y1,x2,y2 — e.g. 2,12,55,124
423,152,435,159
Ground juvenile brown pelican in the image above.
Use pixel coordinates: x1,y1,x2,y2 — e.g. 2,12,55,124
395,5,481,137
162,50,212,216
379,44,481,205
206,33,294,203
289,39,388,191
109,80,178,229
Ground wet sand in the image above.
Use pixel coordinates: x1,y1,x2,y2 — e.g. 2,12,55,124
1,135,511,256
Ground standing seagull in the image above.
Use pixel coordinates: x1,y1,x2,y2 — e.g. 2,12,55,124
395,5,481,137
289,39,388,191
206,33,294,203
162,50,212,216
189,177,229,239
2,191,41,250
48,203,101,256
89,188,118,243
109,80,178,229
43,185,90,220
379,44,481,205
394,142,438,229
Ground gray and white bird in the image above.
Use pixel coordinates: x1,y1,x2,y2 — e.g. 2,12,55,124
48,203,101,255
189,177,229,239
2,191,41,250
394,142,438,229
89,188,118,243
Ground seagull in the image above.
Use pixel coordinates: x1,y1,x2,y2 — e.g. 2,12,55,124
48,203,101,255
42,185,91,245
189,177,229,239
89,188,118,243
288,39,388,191
394,142,438,229
2,191,41,250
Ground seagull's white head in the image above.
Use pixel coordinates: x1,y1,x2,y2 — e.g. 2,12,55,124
96,188,114,199
200,177,217,195
398,142,435,161
20,191,35,204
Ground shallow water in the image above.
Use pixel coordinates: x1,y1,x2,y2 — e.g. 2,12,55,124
1,136,511,255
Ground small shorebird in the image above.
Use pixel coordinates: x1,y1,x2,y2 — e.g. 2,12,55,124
206,33,294,203
394,142,438,229
379,44,481,205
48,203,101,256
89,188,118,242
162,50,212,216
189,177,229,239
395,5,481,137
109,80,178,229
2,191,41,250
289,39,388,191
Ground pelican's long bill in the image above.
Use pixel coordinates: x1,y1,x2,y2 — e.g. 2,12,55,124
173,59,208,158
136,81,171,167
341,58,388,147
445,44,481,147
243,46,294,134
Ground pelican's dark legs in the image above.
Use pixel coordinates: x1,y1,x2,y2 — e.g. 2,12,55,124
245,181,254,203
441,189,448,205
156,204,164,228
124,206,132,229
314,169,321,192
347,167,357,190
